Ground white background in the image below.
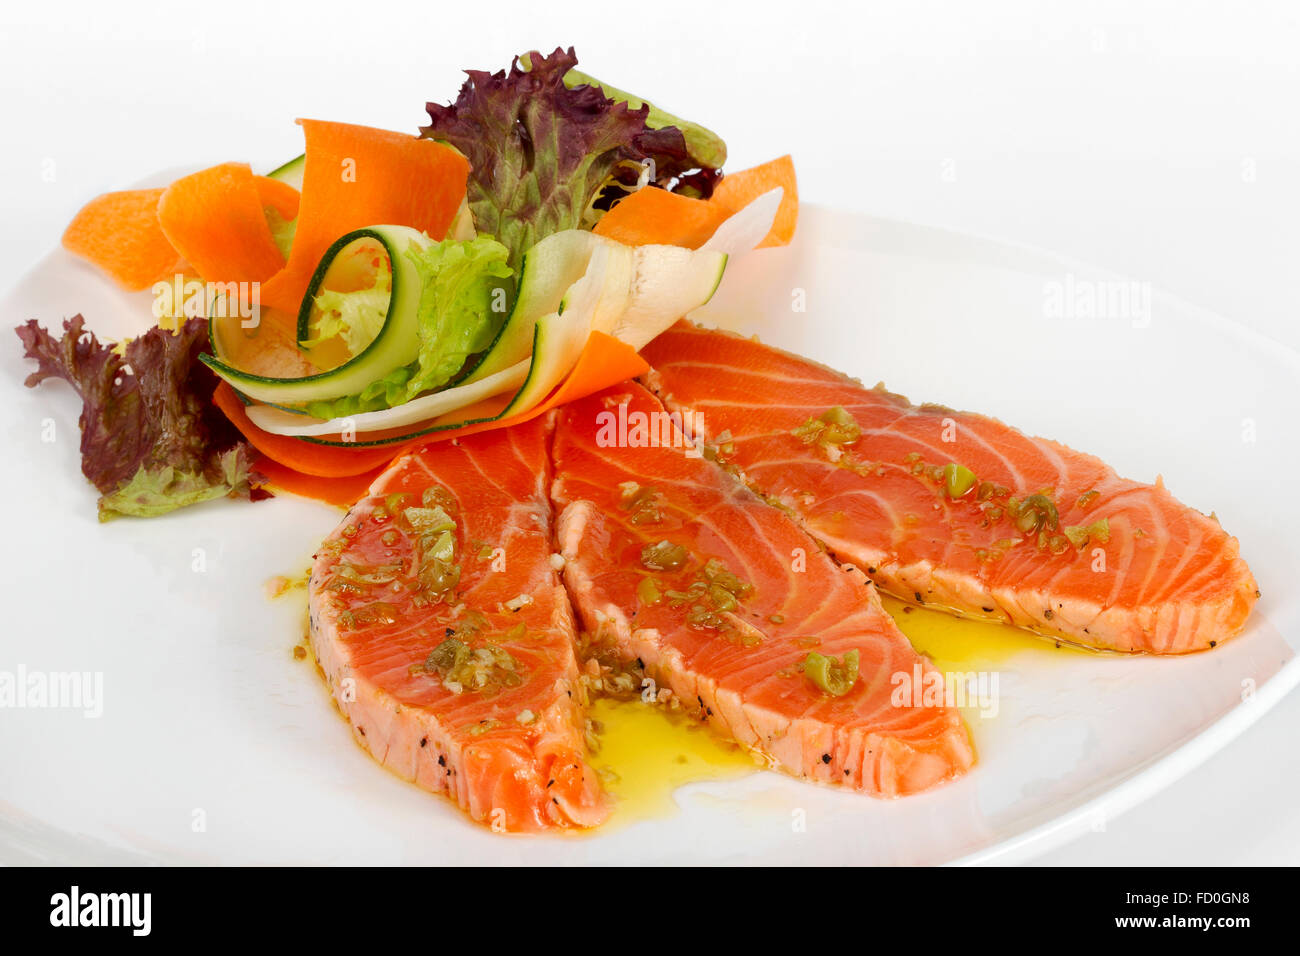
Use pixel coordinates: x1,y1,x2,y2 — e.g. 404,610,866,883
1,0,1296,864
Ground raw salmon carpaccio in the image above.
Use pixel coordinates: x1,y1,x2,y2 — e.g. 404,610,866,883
550,383,975,797
642,322,1259,655
308,418,608,832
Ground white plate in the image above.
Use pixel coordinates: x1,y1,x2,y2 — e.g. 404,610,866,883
2,205,1296,865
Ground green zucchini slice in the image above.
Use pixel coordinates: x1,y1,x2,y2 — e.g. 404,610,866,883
266,153,306,190
200,225,429,405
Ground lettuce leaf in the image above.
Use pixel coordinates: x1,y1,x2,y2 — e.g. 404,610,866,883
562,69,727,171
300,254,392,355
99,446,258,520
303,236,512,420
304,364,415,420
405,235,512,395
420,47,720,269
15,315,263,521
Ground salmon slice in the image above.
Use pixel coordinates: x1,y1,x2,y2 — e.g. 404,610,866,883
642,322,1259,655
550,383,974,797
308,419,607,832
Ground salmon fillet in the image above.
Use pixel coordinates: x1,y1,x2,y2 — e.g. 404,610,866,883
550,383,975,797
642,322,1259,655
308,419,607,832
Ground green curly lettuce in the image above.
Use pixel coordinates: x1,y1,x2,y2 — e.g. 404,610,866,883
304,236,512,420
300,255,392,355
405,235,513,395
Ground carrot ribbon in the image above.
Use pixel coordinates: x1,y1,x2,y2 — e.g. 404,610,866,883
594,155,798,249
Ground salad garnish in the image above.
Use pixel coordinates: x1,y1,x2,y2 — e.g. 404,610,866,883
15,46,796,519
16,316,261,520
422,47,723,270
